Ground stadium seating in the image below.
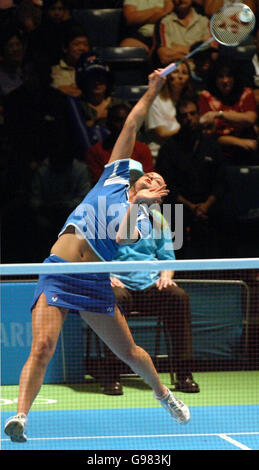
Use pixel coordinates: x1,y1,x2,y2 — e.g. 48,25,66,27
72,8,123,47
112,84,148,102
224,165,259,221
93,46,150,85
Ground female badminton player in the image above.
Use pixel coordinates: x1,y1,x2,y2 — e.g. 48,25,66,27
5,69,190,443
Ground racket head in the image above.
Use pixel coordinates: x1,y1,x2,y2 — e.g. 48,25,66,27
210,2,255,47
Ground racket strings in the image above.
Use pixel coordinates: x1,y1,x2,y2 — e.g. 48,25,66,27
211,4,255,46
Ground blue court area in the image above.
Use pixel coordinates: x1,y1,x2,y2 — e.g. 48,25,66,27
1,405,259,450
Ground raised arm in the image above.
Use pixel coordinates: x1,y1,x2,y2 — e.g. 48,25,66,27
108,70,165,164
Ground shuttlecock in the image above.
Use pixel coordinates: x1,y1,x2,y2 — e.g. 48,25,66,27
239,6,253,23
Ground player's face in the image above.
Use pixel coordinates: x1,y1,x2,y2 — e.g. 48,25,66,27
135,172,166,191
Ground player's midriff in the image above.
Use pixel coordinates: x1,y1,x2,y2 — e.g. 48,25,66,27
50,225,102,262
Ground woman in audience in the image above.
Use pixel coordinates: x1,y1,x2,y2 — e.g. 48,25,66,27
199,58,258,165
144,60,194,161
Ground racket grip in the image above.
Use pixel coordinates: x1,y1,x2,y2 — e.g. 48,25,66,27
160,62,176,77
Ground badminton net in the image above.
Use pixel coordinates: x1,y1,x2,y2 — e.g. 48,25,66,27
1,258,259,450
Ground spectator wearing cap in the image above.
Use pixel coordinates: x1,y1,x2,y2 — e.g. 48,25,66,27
75,55,115,128
86,102,154,184
51,24,92,98
66,55,119,159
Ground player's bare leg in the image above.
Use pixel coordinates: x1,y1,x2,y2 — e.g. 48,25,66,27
81,305,190,424
5,294,67,442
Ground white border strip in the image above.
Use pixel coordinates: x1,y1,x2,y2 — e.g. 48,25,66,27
1,258,259,276
219,434,251,450
1,431,258,444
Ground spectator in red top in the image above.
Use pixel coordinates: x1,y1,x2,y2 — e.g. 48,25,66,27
199,58,258,165
86,102,154,183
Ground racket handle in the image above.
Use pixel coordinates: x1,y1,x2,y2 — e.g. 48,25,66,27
160,37,214,78
160,62,177,77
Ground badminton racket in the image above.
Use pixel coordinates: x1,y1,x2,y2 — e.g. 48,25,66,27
160,2,255,77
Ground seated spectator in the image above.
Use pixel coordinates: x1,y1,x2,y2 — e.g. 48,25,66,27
202,0,256,17
154,0,211,67
51,24,92,98
86,102,154,183
3,56,73,175
144,60,194,160
155,97,235,259
25,0,78,65
66,55,117,158
189,41,218,95
96,165,199,395
98,163,199,395
120,0,174,55
30,129,91,261
75,55,115,127
199,58,258,165
0,29,25,99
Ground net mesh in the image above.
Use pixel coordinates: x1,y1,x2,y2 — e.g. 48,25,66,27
211,3,255,46
1,259,259,451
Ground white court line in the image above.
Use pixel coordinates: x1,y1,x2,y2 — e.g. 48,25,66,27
219,434,251,450
1,431,258,443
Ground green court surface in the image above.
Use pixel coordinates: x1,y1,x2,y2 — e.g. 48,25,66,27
1,371,259,412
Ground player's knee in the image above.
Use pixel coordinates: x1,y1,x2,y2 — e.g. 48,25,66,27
124,344,144,365
31,337,55,365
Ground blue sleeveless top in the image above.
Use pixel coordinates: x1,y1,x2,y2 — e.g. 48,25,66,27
59,159,151,261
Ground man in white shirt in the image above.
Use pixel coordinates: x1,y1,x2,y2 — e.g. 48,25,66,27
155,0,210,66
51,24,91,97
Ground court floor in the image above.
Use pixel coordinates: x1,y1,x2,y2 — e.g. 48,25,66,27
1,371,259,451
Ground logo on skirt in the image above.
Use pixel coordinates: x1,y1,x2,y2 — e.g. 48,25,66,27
52,296,58,302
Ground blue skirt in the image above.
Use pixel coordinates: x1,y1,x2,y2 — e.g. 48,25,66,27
31,255,117,316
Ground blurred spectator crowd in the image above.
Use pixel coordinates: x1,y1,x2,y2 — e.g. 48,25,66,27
1,0,259,263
